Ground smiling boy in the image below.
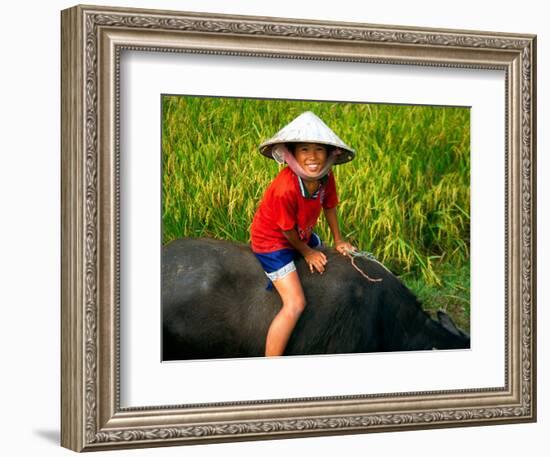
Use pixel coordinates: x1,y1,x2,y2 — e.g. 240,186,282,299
250,111,355,357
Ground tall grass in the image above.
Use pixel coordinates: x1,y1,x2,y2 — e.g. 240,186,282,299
162,96,470,329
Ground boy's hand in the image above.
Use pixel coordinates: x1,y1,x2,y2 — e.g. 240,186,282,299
305,249,328,274
335,240,356,256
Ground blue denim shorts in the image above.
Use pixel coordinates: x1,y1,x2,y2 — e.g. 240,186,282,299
254,233,322,285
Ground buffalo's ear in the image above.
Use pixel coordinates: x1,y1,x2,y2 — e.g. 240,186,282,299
437,310,466,338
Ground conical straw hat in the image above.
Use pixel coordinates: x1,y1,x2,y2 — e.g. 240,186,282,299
259,111,355,165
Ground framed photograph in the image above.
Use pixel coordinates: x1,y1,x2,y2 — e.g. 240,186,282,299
61,4,536,452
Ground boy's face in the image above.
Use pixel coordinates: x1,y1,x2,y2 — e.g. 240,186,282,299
293,143,328,177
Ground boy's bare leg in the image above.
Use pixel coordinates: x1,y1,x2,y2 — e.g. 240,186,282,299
265,270,306,357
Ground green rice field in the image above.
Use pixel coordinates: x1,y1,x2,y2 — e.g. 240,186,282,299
162,96,471,331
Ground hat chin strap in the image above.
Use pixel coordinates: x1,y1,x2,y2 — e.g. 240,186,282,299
272,144,336,181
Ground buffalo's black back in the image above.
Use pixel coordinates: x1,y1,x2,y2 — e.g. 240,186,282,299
162,238,469,360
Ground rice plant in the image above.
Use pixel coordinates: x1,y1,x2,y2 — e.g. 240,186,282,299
162,95,471,330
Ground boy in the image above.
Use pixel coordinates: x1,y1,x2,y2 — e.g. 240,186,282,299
251,111,355,357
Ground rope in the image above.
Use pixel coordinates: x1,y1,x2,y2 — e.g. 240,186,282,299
344,249,387,283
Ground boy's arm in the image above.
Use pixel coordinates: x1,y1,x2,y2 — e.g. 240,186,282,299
282,228,327,274
323,207,355,255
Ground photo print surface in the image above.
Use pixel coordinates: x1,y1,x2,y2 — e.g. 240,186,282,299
161,95,471,361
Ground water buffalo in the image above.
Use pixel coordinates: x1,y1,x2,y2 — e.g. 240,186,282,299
162,237,469,360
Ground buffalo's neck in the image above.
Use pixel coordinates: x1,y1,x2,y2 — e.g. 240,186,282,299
389,314,469,351
423,319,470,350
376,275,470,352
377,278,427,351
382,304,433,351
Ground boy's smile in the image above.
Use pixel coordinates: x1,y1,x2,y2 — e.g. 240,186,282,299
294,143,328,177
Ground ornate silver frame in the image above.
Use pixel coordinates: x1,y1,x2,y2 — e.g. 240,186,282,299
61,4,537,452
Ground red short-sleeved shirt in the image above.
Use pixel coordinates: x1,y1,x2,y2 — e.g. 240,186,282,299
250,167,338,253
